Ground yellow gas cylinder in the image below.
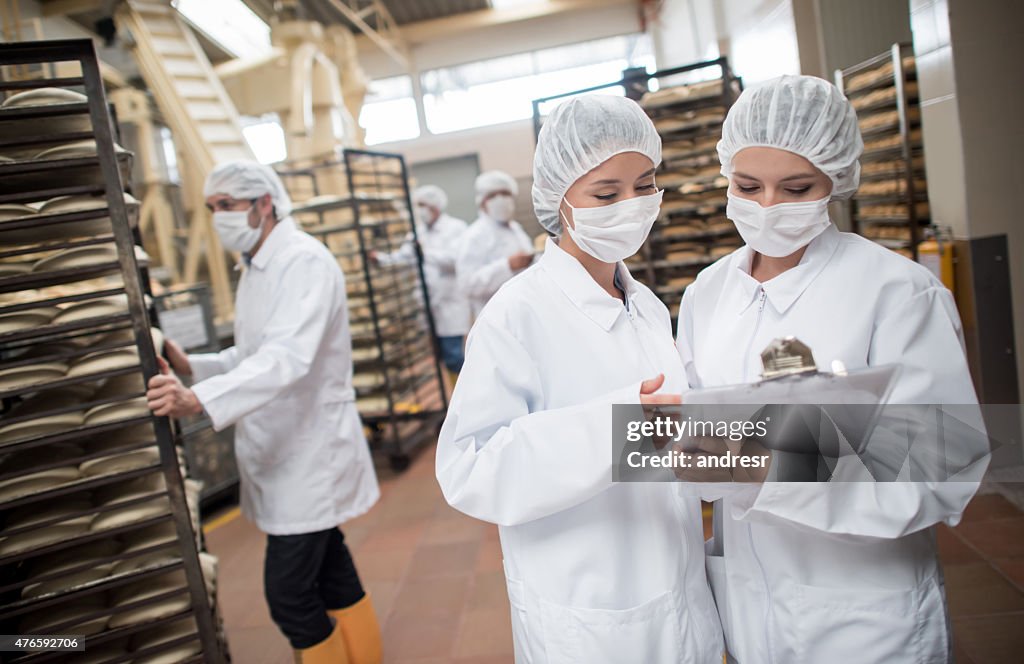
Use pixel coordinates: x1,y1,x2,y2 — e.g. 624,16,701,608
917,233,955,292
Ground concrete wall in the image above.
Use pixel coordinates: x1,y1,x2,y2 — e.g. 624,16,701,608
910,0,1023,403
356,1,641,79
351,0,641,232
815,0,912,75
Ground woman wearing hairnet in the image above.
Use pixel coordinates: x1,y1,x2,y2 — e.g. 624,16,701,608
436,95,723,664
676,75,983,663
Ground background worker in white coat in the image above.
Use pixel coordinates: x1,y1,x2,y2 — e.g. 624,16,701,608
675,76,987,663
370,184,469,374
455,170,535,318
144,161,382,664
437,95,723,664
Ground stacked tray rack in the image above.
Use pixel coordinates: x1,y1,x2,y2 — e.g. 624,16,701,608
0,40,226,664
638,59,742,321
532,58,742,322
836,43,930,260
277,148,448,472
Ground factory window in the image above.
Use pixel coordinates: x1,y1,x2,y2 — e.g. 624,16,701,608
241,115,287,164
421,33,655,135
174,0,271,58
359,75,421,145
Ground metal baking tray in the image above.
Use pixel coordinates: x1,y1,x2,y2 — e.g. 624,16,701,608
12,607,200,663
0,152,133,198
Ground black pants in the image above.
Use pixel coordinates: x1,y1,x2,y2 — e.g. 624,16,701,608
264,527,366,649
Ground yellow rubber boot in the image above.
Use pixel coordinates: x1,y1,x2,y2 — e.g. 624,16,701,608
328,594,382,664
293,620,350,664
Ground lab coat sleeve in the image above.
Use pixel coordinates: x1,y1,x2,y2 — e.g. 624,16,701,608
436,317,642,527
424,236,459,275
731,286,987,539
458,248,515,302
190,258,341,431
374,234,416,267
676,288,700,389
188,346,240,382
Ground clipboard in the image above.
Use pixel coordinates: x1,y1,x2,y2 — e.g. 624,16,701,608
685,365,900,453
686,338,901,557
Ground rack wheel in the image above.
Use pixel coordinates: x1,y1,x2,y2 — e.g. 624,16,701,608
389,454,411,472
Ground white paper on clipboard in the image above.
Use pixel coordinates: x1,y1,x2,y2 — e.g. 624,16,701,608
683,364,902,456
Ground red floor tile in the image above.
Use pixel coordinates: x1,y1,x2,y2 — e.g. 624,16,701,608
382,610,462,661
407,541,482,578
475,537,504,574
953,612,1024,663
937,524,984,565
992,557,1024,592
944,563,1024,617
955,517,1024,560
453,608,515,658
465,571,510,612
959,493,1022,522
390,573,473,621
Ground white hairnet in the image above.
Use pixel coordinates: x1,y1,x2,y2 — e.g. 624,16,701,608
475,170,518,206
717,75,863,200
203,160,293,218
413,184,448,212
532,95,662,234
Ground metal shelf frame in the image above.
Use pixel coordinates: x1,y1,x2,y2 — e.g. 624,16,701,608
836,42,929,260
0,39,225,664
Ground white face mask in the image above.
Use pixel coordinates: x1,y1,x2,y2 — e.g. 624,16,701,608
213,208,262,253
415,204,439,226
726,192,831,258
560,189,663,263
484,194,515,223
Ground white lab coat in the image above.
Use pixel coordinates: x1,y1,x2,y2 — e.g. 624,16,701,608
376,213,470,337
437,238,723,664
676,225,986,663
456,212,535,319
189,218,380,535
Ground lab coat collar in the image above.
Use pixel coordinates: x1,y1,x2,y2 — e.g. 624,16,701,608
539,237,636,331
249,217,298,271
728,223,842,316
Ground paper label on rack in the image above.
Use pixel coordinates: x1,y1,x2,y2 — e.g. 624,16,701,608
158,304,208,350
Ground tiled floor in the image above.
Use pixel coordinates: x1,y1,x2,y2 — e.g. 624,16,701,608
938,493,1024,664
205,446,1024,663
205,443,512,664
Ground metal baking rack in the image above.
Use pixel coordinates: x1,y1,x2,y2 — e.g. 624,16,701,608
0,39,225,663
153,285,238,508
276,148,448,471
836,43,930,260
532,57,743,322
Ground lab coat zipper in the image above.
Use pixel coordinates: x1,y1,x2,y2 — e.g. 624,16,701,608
626,304,660,379
742,287,776,663
741,288,768,381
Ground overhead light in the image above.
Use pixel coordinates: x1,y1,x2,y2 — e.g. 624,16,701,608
490,0,544,9
174,0,271,58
